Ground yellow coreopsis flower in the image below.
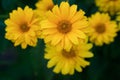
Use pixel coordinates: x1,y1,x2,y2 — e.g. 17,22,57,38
44,43,93,75
5,6,41,49
35,0,54,18
88,12,118,46
40,2,89,51
95,0,120,15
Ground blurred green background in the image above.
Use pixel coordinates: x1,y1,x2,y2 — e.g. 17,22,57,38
0,0,120,80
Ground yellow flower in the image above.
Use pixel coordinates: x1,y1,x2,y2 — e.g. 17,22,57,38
35,0,54,18
5,6,41,49
95,0,120,15
40,2,89,51
88,12,118,46
44,43,93,75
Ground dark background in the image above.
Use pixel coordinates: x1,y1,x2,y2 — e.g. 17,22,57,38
0,0,120,80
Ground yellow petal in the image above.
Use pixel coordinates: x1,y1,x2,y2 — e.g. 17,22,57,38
21,42,27,49
67,32,79,45
11,7,24,25
44,52,55,59
42,28,57,35
47,57,59,68
69,5,77,20
40,20,57,29
46,11,60,24
72,20,88,29
44,35,53,43
71,10,85,23
24,6,33,22
61,62,70,75
69,68,74,75
79,52,94,58
78,58,90,67
96,35,103,46
51,33,63,46
75,64,82,72
53,60,64,73
5,19,18,27
52,5,61,16
25,35,32,45
64,36,72,51
72,30,87,39
102,35,109,44
60,2,70,19
14,35,24,46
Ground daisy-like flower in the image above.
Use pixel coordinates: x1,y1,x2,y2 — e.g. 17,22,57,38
95,0,120,15
5,6,41,49
88,12,118,46
44,42,93,75
40,2,89,51
35,0,54,18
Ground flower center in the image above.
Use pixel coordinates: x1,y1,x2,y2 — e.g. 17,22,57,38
20,24,30,32
62,49,76,58
47,5,54,11
57,20,72,34
95,23,106,33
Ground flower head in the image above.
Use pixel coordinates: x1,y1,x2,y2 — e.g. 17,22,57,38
35,0,54,18
40,2,89,51
88,12,118,46
44,43,93,75
5,6,41,49
95,0,120,15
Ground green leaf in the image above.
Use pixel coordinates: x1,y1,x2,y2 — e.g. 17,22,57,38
1,0,18,12
87,46,108,80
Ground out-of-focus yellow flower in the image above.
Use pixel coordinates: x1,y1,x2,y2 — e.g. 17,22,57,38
44,42,93,75
35,0,54,18
40,2,89,51
5,6,41,49
88,12,118,46
95,0,120,15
